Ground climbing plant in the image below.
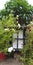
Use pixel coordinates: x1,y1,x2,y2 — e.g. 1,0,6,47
20,24,33,65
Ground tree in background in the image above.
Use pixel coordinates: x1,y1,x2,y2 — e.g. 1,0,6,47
0,0,33,25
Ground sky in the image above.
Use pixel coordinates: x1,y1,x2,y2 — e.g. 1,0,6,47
0,0,9,10
28,0,33,6
0,0,33,10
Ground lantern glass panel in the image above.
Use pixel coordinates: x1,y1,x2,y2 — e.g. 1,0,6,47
18,30,23,38
13,33,17,38
13,40,17,48
18,40,23,49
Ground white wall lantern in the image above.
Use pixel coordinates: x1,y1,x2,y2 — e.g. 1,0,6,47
13,30,23,50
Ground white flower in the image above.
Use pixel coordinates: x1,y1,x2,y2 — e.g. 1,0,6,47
30,22,33,24
8,47,13,52
4,28,9,31
18,23,21,28
16,15,19,18
20,6,22,9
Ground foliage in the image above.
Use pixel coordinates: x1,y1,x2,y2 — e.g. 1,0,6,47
0,0,33,25
20,24,33,65
0,14,17,53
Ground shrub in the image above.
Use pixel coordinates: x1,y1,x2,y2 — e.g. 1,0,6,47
20,24,33,65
